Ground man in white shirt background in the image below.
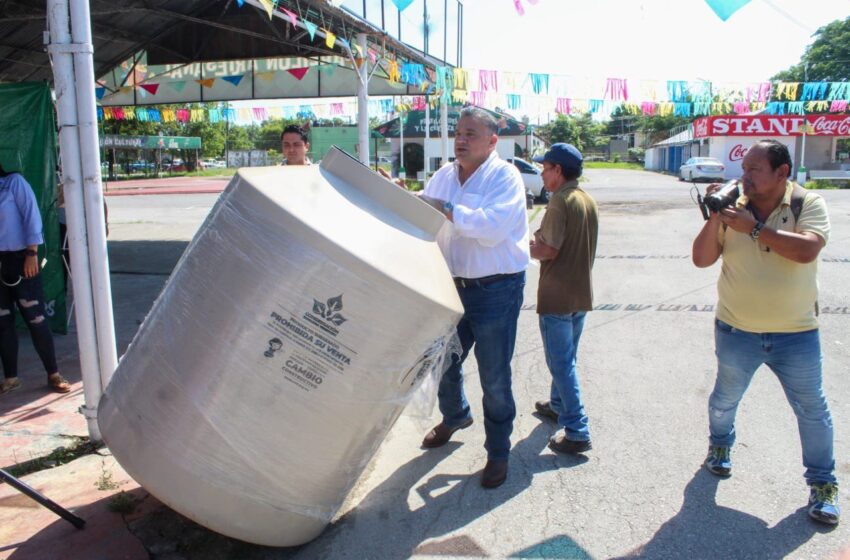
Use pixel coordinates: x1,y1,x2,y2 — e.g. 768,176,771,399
419,107,530,489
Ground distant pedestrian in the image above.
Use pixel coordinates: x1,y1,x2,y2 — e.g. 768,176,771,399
692,139,839,525
280,124,311,166
0,164,71,395
529,143,598,455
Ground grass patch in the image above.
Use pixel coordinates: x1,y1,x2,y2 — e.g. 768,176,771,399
6,438,99,478
804,179,849,190
584,162,645,171
107,491,138,514
95,460,120,491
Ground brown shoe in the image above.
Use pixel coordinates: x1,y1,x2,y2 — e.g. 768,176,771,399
421,418,473,448
548,434,592,454
481,459,508,488
47,373,72,394
1,377,22,394
534,400,559,422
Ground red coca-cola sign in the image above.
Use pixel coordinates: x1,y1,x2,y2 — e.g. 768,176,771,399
694,115,850,138
729,144,749,161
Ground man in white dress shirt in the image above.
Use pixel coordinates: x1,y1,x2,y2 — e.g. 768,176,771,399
419,107,530,489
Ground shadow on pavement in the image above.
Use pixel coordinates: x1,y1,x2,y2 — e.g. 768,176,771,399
107,239,189,276
615,468,832,559
308,422,591,559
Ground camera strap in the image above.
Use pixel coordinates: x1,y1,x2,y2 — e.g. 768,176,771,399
789,183,808,224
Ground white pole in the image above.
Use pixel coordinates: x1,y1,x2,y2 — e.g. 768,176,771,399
399,108,405,177
424,94,430,180
46,0,102,441
356,33,369,165
440,98,449,165
70,0,118,388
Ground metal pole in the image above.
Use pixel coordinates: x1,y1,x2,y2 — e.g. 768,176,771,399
47,0,103,442
70,0,118,389
399,109,405,178
356,33,370,165
0,468,86,529
440,97,449,165
424,94,430,181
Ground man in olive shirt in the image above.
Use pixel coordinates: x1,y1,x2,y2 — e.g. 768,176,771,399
692,139,839,525
530,143,598,454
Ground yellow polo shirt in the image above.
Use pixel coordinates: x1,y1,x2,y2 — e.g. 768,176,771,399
716,182,830,333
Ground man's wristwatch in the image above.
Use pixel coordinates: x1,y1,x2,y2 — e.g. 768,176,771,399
750,221,764,241
442,201,454,214
23,249,37,257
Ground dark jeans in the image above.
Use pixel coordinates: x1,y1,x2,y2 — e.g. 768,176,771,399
0,251,58,379
438,271,525,460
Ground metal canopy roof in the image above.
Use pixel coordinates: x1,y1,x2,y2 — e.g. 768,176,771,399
0,0,452,84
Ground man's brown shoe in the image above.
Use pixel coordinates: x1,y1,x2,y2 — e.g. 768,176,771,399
421,419,473,448
481,459,508,488
548,434,592,454
534,400,559,422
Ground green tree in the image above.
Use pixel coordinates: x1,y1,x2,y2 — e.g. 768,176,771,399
772,17,850,81
538,114,580,148
226,125,254,151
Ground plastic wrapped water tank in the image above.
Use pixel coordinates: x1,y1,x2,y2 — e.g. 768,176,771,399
98,148,463,546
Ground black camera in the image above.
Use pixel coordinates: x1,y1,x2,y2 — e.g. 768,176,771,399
698,180,740,220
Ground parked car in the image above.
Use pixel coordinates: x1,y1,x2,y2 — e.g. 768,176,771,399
507,157,547,202
679,157,725,182
201,158,226,169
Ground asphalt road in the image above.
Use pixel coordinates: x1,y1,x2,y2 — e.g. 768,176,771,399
104,168,850,559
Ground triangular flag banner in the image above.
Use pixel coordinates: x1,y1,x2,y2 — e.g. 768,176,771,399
304,21,318,40
391,0,415,12
170,81,187,93
281,8,298,28
237,0,244,6
196,78,215,88
287,67,310,80
325,31,336,49
704,0,751,21
95,87,105,100
337,38,350,51
258,0,274,19
513,0,525,16
222,75,244,86
140,83,159,95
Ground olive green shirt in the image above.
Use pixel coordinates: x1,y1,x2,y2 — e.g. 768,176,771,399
535,180,598,315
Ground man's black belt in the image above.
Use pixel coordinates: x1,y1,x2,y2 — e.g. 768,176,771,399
453,272,521,289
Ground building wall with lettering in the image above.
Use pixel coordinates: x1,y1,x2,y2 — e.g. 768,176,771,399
709,136,797,179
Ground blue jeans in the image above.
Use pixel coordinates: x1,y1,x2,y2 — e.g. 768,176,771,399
709,319,836,485
438,272,525,460
539,312,590,441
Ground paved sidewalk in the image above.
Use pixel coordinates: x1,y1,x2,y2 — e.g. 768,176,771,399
103,175,231,197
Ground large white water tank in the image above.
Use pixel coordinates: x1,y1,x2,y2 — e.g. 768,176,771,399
98,148,463,546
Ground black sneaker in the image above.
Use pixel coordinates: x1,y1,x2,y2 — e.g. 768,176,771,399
534,400,559,422
704,445,732,477
548,434,591,454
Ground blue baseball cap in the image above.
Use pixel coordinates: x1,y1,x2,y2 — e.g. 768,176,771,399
533,143,583,171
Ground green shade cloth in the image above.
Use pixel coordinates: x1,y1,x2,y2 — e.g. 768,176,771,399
0,82,66,333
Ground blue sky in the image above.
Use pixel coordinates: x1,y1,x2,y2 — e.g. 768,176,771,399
460,0,849,84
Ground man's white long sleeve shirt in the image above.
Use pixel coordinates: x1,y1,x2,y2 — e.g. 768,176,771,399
423,151,530,278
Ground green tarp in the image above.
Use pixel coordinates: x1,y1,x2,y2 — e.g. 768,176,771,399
0,82,66,333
